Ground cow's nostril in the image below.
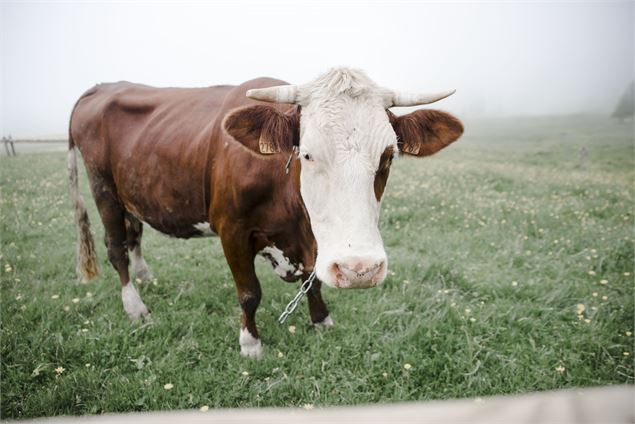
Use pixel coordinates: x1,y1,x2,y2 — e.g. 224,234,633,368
371,261,386,285
330,263,346,288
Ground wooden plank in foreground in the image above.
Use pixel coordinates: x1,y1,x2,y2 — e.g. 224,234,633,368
20,385,634,424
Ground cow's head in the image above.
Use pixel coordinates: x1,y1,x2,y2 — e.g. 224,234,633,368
225,68,463,288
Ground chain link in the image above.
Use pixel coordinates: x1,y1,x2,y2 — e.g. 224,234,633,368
277,271,316,324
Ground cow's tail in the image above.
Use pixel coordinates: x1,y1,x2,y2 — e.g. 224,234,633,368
68,125,99,282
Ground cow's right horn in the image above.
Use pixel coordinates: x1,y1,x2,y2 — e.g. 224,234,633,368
388,89,456,107
246,85,298,104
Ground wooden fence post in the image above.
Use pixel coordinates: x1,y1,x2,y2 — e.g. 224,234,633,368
3,136,16,156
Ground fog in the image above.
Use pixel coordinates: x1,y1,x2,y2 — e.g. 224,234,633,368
1,1,633,138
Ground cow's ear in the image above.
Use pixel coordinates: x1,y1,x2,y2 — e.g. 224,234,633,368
389,109,463,157
223,105,299,154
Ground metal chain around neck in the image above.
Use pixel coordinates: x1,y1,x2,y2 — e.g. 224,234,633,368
279,145,312,323
277,271,316,324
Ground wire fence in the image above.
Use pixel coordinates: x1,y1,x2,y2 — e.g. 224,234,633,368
1,137,67,156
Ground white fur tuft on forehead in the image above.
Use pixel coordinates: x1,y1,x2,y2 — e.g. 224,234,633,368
303,67,381,100
298,67,398,166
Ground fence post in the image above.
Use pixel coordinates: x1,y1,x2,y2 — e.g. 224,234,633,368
3,136,16,156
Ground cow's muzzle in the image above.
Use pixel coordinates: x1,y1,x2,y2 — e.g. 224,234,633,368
328,257,387,289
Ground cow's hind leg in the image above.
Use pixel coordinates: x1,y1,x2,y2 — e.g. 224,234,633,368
93,184,149,321
220,231,263,358
125,214,154,282
307,279,334,327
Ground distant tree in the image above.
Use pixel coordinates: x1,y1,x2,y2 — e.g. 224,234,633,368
612,81,634,122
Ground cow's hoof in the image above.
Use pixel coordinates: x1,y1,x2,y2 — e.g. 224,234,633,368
122,282,150,321
240,343,263,359
126,307,150,322
313,314,334,328
239,328,263,359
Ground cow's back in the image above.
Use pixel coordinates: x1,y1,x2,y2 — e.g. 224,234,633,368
71,82,233,166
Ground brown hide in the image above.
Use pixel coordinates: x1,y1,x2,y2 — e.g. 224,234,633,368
70,78,316,271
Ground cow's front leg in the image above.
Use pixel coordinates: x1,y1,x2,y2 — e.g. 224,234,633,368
307,279,334,327
220,233,263,358
237,277,262,358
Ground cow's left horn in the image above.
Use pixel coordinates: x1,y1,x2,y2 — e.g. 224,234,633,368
389,89,456,107
246,85,298,104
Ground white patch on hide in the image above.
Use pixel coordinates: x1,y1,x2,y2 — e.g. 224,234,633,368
121,282,149,321
314,314,334,328
239,327,262,358
259,246,303,279
193,222,216,237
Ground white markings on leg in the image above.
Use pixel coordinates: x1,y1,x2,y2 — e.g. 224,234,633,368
239,327,263,359
193,222,216,237
130,245,154,281
314,314,334,328
259,246,304,279
121,281,150,321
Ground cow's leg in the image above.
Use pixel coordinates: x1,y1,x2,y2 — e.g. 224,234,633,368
125,214,154,282
307,279,334,327
93,185,149,321
220,232,263,358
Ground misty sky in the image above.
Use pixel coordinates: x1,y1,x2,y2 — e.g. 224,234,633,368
1,1,633,138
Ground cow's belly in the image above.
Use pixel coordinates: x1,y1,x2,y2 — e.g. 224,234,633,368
108,128,217,238
126,201,215,239
116,173,214,239
143,216,216,239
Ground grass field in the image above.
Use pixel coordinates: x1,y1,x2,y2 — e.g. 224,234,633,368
1,115,633,419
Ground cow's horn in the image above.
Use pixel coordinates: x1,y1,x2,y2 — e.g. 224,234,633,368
389,89,456,107
246,85,298,104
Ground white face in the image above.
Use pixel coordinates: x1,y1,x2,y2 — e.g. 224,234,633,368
245,67,460,288
297,76,397,288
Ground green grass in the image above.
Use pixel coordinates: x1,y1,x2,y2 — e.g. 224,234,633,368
1,115,633,419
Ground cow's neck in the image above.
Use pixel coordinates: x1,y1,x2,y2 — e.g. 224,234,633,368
257,155,316,272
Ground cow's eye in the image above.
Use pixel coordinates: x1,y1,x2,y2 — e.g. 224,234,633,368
302,152,313,162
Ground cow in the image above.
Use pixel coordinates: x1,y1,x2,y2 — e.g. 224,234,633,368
68,67,463,358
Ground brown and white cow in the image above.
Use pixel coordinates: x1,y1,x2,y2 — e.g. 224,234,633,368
68,67,463,357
